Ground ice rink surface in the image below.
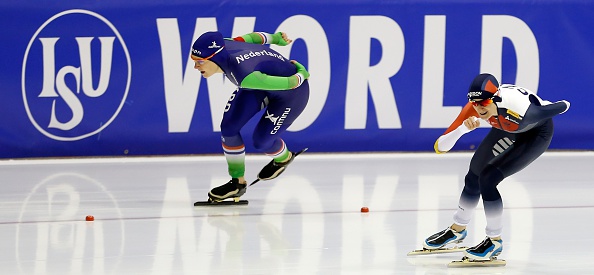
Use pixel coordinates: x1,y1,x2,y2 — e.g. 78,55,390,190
1,151,592,275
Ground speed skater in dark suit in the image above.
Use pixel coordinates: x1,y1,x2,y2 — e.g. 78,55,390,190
422,73,570,261
190,31,310,202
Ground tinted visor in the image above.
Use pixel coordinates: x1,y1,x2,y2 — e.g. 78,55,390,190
470,98,493,107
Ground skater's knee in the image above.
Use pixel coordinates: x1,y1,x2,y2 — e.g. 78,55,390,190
252,138,274,152
478,165,504,200
479,165,504,185
221,126,240,138
463,171,480,195
220,120,242,137
221,134,244,147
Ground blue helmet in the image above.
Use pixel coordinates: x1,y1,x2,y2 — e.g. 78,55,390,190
191,31,229,70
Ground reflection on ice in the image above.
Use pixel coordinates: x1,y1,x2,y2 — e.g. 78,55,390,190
0,152,592,274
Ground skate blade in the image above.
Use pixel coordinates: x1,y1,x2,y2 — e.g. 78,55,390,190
194,198,248,206
296,148,309,155
407,246,468,256
249,178,260,186
448,257,506,268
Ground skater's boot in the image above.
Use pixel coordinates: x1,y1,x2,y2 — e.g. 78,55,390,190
464,236,503,261
258,152,298,181
208,178,247,202
423,227,467,250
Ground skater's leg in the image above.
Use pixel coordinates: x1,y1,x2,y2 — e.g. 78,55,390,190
252,83,309,156
435,172,479,245
453,171,481,228
219,88,266,179
465,120,553,260
257,138,291,164
479,119,553,237
478,165,505,237
423,129,510,250
430,172,486,250
252,83,309,180
424,130,510,249
210,89,265,200
453,128,510,227
460,165,506,259
220,135,249,184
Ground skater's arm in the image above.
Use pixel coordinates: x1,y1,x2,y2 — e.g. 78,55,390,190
240,60,309,90
435,103,481,154
232,32,292,46
434,119,478,153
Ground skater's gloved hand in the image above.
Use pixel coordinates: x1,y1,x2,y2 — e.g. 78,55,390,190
272,32,292,46
292,60,309,79
289,60,309,89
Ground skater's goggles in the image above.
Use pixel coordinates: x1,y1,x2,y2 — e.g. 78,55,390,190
191,46,225,65
470,98,493,107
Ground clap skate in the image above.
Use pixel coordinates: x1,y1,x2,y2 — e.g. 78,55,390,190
194,178,249,206
448,237,506,267
249,148,308,186
408,227,468,256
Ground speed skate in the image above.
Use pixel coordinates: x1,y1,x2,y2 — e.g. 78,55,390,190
448,256,506,267
407,246,467,256
194,197,249,206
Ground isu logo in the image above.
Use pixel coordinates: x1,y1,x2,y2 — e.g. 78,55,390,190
22,9,131,141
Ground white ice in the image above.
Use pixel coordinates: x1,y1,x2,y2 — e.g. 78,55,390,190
1,151,592,275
